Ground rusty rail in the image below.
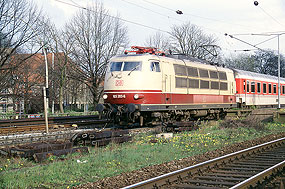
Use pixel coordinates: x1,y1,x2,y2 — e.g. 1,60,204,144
123,137,285,189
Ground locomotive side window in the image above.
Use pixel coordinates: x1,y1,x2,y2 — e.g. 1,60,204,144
200,80,209,89
123,62,142,71
209,71,218,79
220,82,228,90
176,77,187,88
247,81,250,93
263,83,267,93
174,64,187,76
257,83,261,93
273,84,277,94
188,67,198,77
199,69,209,78
188,79,199,88
110,62,123,71
211,81,219,89
150,62,161,72
269,83,272,94
251,82,255,93
219,72,227,80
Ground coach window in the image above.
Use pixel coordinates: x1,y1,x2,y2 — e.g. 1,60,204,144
263,83,267,94
257,83,261,93
247,81,250,93
211,81,219,89
210,71,218,79
273,84,277,94
174,64,187,76
175,77,187,88
200,80,209,89
150,62,161,72
243,80,246,92
220,82,228,90
283,86,285,95
188,67,198,77
219,72,227,80
251,82,255,93
199,69,209,78
269,83,272,94
188,79,199,88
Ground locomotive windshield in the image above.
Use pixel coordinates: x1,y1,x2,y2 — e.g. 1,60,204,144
110,61,142,72
123,62,141,71
110,62,123,71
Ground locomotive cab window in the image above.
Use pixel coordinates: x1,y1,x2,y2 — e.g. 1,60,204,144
251,82,255,93
123,62,142,71
243,80,246,92
273,84,277,94
283,85,285,94
110,62,123,71
269,83,272,94
257,83,261,93
150,62,161,72
263,83,267,94
247,81,250,93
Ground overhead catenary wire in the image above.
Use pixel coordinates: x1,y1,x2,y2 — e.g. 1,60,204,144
119,0,224,35
253,0,285,28
142,0,264,31
55,0,170,34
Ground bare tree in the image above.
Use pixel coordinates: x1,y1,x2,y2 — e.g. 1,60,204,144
170,22,220,62
66,3,128,108
44,22,76,113
0,0,45,92
144,32,170,52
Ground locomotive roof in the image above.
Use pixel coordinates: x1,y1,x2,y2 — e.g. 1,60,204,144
113,54,231,72
234,69,285,83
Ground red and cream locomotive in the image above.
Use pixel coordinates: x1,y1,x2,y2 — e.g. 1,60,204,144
96,46,285,126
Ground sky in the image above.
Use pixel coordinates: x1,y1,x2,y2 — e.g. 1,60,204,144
35,0,285,57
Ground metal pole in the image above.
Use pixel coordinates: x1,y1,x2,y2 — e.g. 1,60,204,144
52,53,54,114
278,34,281,109
43,87,49,133
42,44,49,110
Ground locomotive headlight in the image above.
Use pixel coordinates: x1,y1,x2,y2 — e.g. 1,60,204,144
133,94,144,100
134,94,139,99
103,94,108,99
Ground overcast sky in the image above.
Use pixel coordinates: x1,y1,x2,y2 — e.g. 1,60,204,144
35,0,285,56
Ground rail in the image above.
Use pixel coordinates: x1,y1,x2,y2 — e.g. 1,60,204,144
123,137,285,188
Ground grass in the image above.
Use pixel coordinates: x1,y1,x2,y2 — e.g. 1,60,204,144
0,119,285,188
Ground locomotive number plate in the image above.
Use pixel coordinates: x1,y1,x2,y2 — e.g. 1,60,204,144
113,94,126,99
115,80,124,86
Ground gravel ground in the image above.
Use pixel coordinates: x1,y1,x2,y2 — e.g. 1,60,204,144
77,132,285,189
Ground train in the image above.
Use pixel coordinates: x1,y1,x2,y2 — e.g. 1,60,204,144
96,46,285,126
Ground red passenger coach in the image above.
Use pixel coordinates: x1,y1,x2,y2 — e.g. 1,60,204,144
96,47,237,126
235,69,285,107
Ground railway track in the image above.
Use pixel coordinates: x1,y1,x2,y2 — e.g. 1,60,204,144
0,115,109,134
123,137,285,189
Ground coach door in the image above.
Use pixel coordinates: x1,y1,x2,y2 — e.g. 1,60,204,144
161,61,172,104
